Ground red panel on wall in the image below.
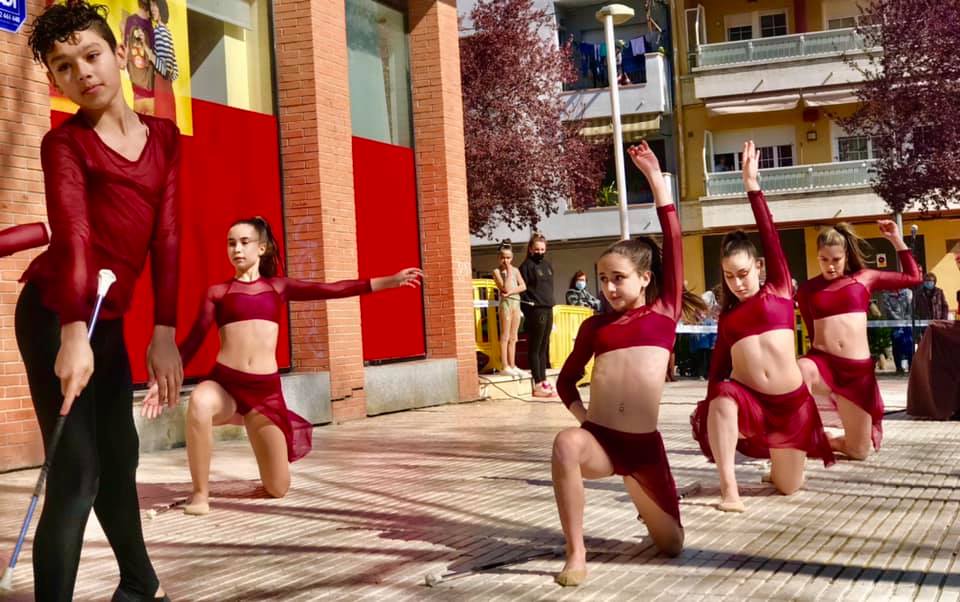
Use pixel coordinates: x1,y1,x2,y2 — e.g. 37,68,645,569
52,100,289,383
352,136,426,361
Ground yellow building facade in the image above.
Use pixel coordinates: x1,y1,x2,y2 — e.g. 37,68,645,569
672,0,959,313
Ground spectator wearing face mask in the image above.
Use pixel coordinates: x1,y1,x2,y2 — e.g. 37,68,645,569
520,233,557,397
914,272,948,321
565,270,601,312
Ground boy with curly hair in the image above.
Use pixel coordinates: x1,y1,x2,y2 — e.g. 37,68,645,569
19,1,181,598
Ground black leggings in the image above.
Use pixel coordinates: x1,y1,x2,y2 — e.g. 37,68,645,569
15,283,159,601
523,306,553,383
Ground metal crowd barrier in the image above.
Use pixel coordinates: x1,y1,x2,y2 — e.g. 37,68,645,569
473,280,929,375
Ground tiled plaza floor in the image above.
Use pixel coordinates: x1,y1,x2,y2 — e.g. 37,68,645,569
2,377,958,601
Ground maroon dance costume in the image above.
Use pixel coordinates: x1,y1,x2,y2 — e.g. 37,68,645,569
690,191,835,467
557,204,683,526
23,113,180,324
0,223,48,258
797,250,921,449
179,276,372,462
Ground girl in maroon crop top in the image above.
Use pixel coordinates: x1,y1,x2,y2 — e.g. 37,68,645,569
551,141,707,587
0,223,48,258
691,141,834,514
797,222,920,459
142,217,421,515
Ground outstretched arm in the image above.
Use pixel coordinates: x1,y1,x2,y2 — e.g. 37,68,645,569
0,223,48,258
742,141,792,298
280,268,422,302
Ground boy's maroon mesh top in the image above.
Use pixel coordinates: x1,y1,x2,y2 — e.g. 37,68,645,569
21,113,180,325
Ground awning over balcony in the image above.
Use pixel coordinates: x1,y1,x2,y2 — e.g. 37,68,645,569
706,93,800,116
705,87,861,116
577,114,662,141
802,87,860,107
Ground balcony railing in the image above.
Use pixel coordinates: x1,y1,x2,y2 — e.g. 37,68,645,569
705,160,876,198
469,173,677,246
696,26,877,69
561,54,670,120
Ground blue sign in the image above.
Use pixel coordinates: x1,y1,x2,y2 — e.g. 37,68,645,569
0,0,26,34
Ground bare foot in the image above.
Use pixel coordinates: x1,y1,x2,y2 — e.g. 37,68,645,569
716,499,746,513
717,484,744,512
183,492,210,516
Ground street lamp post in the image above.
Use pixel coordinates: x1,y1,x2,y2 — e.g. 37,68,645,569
596,3,635,241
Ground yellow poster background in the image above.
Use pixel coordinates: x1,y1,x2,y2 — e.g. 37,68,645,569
49,0,193,135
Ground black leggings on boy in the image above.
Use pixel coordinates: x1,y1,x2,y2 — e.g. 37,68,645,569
15,283,160,601
523,305,553,383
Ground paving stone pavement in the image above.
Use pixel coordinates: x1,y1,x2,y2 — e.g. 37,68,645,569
1,377,959,601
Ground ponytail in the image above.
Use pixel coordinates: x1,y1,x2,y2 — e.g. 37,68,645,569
681,288,709,325
233,216,284,277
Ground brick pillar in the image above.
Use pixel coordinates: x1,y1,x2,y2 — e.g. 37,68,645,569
0,1,53,470
273,0,366,421
409,0,479,400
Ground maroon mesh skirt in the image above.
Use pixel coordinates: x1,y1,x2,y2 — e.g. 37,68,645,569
803,348,883,450
580,422,682,527
209,362,313,462
691,380,835,467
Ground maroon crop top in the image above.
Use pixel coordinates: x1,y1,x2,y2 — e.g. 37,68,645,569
0,223,48,258
707,191,795,399
179,276,372,367
557,205,682,408
797,249,920,341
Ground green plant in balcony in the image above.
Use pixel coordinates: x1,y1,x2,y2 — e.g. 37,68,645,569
597,181,619,207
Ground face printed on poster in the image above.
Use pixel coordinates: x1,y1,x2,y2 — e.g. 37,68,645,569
46,0,193,134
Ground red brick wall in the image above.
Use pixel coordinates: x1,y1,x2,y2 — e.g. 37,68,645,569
0,0,480,463
0,2,53,471
274,0,367,421
409,0,480,399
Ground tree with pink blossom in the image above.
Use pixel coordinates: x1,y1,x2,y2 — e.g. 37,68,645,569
460,0,609,236
839,0,960,214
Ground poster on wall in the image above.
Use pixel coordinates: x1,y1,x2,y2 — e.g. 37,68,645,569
48,0,193,135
